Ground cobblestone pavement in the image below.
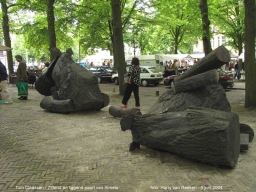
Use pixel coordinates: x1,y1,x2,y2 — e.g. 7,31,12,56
0,80,255,192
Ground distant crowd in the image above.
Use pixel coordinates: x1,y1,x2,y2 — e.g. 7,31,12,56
88,60,113,67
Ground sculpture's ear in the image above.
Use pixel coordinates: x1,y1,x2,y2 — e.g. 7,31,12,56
134,111,142,116
51,47,62,57
66,48,73,56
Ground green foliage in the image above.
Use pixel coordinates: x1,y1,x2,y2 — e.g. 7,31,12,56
210,0,244,53
138,0,202,54
5,0,79,61
0,0,247,60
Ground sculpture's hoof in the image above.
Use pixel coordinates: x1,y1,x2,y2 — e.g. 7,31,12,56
129,142,140,151
240,123,254,142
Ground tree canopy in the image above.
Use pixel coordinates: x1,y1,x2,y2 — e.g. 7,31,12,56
1,0,247,61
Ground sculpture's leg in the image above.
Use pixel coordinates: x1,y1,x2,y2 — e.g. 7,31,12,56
40,97,75,113
51,86,59,100
129,142,140,151
240,123,254,142
109,105,141,118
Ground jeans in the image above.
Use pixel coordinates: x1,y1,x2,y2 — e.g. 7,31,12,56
234,69,240,80
122,83,140,107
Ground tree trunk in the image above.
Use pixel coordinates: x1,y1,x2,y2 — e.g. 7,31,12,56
1,0,14,74
107,20,114,56
234,1,243,56
111,0,126,95
244,0,256,107
234,2,244,71
174,33,179,54
174,45,230,82
47,0,57,61
199,0,212,55
121,107,240,168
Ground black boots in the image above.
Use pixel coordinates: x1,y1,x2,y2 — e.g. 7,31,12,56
18,96,27,100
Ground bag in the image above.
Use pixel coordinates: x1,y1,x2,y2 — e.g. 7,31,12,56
124,74,132,84
16,81,28,96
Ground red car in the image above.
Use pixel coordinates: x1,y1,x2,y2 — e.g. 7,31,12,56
163,75,177,88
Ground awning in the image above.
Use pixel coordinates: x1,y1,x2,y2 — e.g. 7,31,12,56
0,45,12,51
238,52,244,59
185,54,193,59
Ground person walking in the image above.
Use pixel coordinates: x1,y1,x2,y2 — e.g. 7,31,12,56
42,61,50,74
120,57,141,109
15,55,28,100
234,62,240,80
0,61,12,104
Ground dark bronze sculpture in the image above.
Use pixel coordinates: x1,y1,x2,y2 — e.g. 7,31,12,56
109,45,254,168
35,48,109,113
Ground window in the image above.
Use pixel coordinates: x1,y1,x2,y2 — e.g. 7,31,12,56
222,36,226,44
141,68,149,73
218,36,221,46
195,41,198,48
211,39,214,48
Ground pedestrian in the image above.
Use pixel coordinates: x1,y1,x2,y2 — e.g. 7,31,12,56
0,61,12,104
225,62,230,71
120,57,141,109
42,61,50,74
234,62,240,80
173,59,180,75
15,55,28,100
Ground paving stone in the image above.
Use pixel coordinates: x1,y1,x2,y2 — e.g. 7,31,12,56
1,82,255,191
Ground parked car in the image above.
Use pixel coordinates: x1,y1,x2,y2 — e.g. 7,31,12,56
111,66,129,85
87,66,117,83
111,66,164,86
164,69,234,89
77,62,88,67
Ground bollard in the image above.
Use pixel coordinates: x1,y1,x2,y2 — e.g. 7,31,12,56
156,91,159,96
113,88,115,92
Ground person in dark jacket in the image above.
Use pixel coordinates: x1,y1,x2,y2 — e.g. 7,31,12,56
234,62,240,80
0,61,12,103
120,57,141,108
15,55,28,100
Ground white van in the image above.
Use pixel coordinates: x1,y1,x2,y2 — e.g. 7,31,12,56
126,55,158,67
